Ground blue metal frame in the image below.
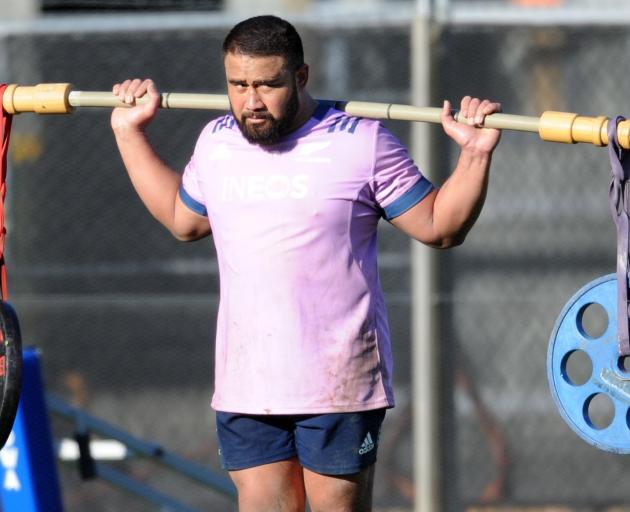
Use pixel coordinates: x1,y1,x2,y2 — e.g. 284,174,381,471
46,394,237,499
0,348,63,511
0,347,236,512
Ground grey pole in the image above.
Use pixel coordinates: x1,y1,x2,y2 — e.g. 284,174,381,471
0,0,39,19
411,1,442,511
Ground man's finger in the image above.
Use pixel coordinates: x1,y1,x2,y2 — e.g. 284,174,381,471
134,79,152,98
441,99,451,117
486,101,502,114
146,80,159,98
441,99,457,128
477,101,502,126
466,98,481,125
474,99,491,125
117,79,130,101
459,95,471,119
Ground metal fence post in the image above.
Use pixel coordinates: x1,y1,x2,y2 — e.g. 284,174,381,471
412,1,442,511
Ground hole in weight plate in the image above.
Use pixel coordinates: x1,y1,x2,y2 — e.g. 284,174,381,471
584,393,615,430
619,356,630,375
561,349,592,386
577,302,608,340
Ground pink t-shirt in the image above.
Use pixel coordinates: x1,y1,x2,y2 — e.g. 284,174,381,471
180,103,434,414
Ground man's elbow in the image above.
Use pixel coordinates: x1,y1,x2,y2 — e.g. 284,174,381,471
168,214,211,242
170,227,210,242
439,233,466,249
415,231,467,249
172,232,196,242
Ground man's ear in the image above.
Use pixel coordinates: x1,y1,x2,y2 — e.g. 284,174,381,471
295,64,309,90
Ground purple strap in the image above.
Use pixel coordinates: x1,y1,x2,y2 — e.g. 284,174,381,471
608,116,630,356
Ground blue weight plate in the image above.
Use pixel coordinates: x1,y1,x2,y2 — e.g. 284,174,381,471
548,273,630,453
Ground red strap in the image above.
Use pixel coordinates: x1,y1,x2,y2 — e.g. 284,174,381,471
0,85,12,300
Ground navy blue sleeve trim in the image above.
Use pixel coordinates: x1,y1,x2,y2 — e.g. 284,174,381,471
382,177,434,220
313,101,334,120
179,185,208,217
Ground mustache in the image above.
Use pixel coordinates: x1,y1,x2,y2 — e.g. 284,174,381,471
242,111,274,120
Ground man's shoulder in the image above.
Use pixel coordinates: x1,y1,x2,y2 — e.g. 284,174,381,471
313,101,380,137
190,114,240,159
202,114,237,137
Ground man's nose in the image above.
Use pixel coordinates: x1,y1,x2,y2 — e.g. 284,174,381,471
246,88,264,110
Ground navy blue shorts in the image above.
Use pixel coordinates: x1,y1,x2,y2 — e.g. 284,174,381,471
216,408,386,475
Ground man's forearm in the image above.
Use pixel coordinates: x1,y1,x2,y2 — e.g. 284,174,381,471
431,147,492,246
113,126,181,232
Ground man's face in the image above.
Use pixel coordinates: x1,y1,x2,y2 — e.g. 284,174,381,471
224,52,302,146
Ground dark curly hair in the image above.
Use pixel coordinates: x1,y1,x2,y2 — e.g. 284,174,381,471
222,15,305,72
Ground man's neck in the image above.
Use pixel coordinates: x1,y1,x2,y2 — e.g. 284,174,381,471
289,94,318,133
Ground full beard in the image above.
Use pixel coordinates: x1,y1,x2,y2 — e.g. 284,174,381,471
233,86,300,147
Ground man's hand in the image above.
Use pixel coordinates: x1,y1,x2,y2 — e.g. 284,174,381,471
111,78,161,133
440,96,502,154
391,95,502,248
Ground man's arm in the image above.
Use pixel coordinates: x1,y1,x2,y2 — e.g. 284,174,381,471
111,78,211,242
390,96,501,248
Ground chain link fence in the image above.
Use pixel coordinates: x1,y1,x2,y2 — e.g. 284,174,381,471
2,6,630,511
439,23,629,508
